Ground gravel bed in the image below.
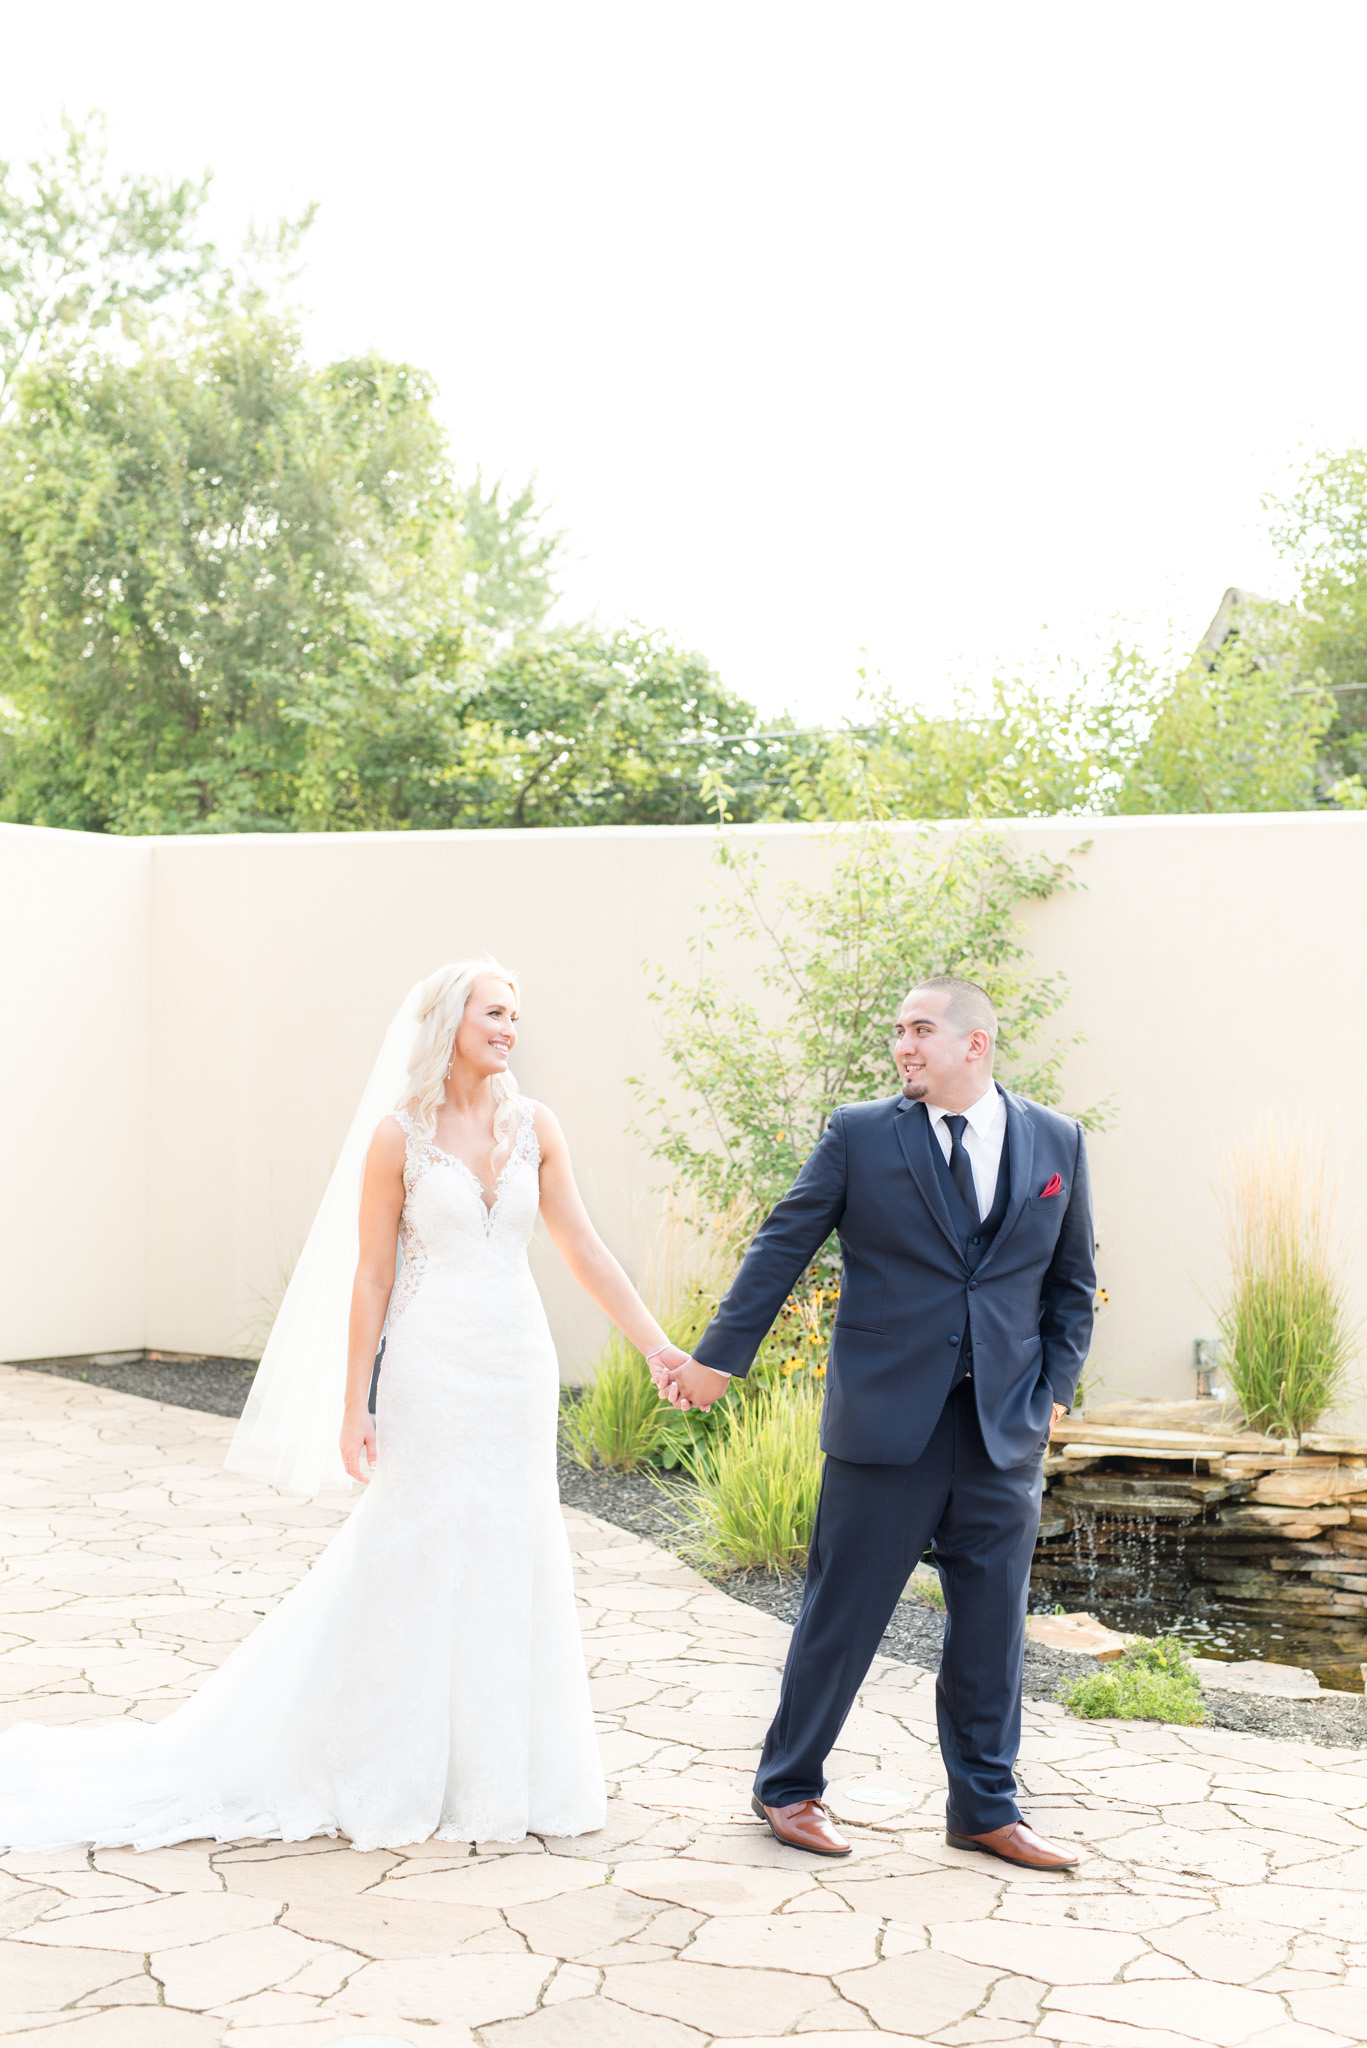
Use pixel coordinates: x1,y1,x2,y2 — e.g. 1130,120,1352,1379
13,1357,1364,1746
10,1353,259,1418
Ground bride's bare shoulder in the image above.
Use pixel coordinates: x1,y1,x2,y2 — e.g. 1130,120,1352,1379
529,1100,567,1153
368,1112,412,1166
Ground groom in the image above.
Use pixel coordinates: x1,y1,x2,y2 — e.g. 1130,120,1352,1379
661,976,1094,1870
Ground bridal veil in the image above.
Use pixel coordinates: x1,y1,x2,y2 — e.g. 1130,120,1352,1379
225,982,422,1496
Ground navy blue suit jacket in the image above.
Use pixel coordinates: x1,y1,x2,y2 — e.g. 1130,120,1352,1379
693,1086,1095,1470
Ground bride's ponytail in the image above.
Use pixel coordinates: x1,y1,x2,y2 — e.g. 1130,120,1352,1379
401,956,522,1165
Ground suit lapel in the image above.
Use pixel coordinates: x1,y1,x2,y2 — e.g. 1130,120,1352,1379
892,1098,968,1266
973,1087,1036,1275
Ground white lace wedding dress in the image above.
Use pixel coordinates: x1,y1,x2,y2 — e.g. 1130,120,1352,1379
0,1098,606,1853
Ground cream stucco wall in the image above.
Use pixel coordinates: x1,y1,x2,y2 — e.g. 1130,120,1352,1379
3,814,1366,1423
0,824,152,1359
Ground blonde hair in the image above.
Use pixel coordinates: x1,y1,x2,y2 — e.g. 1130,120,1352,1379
400,956,523,1162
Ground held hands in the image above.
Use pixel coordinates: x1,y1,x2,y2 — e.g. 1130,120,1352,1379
1049,1402,1067,1436
652,1348,732,1413
340,1403,378,1484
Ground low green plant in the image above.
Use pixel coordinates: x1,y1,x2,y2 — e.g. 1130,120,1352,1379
559,1333,675,1473
1060,1637,1204,1725
656,1377,824,1577
905,1563,946,1611
1217,1126,1358,1438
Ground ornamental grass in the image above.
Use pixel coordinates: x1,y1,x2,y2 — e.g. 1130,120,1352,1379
1217,1125,1358,1440
558,1330,676,1473
655,1376,824,1577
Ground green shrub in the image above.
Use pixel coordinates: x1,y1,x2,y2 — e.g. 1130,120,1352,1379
1060,1637,1204,1725
656,1377,823,1576
559,1334,676,1473
1218,1127,1358,1439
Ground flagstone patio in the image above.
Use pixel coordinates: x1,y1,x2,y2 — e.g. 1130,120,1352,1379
3,1368,1367,2048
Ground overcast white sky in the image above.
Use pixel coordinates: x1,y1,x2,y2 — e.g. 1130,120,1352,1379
3,1,1365,722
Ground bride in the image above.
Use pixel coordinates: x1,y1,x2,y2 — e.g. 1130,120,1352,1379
0,958,690,1853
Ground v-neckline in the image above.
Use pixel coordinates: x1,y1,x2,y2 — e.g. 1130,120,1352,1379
428,1140,507,1217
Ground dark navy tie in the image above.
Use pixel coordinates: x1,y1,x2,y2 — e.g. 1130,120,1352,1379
943,1113,980,1226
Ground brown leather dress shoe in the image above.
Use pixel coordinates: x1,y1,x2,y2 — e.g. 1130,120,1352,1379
752,1793,852,1856
945,1820,1080,1869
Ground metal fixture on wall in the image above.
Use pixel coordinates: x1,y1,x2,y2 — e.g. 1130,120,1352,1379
1194,1337,1222,1401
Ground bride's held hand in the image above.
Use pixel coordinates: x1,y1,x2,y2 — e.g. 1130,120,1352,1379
646,1342,691,1392
660,1357,732,1413
340,1405,377,1484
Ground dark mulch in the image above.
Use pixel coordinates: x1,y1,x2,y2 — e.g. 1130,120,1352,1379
11,1356,1364,1746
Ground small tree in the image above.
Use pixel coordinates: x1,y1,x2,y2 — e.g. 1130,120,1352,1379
632,822,1088,1238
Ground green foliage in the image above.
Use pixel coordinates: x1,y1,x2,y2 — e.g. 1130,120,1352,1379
1267,449,1367,784
468,629,778,828
1115,635,1335,816
0,314,476,832
0,113,215,415
656,1377,824,1576
1218,1127,1358,1439
459,473,560,633
559,1333,676,1473
1060,1637,1205,1724
808,655,1153,823
634,823,1084,1231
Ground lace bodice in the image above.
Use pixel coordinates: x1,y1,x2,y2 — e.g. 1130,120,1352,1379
389,1097,542,1324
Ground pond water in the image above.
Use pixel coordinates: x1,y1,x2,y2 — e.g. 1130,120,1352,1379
1030,1506,1367,1693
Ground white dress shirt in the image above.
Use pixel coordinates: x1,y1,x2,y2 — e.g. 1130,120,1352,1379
925,1085,1008,1220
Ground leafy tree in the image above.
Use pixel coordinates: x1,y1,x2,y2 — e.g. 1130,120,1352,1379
0,114,214,417
633,823,1085,1237
0,312,475,832
471,629,806,828
1267,449,1367,784
459,474,560,633
286,624,819,832
1114,635,1335,815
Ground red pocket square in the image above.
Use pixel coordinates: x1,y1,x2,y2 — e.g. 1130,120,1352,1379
1038,1173,1063,1198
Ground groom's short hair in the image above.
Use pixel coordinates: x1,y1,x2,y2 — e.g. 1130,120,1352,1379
907,976,998,1044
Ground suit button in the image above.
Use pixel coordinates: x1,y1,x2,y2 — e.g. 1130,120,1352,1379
948,1334,960,1345
971,1235,981,1245
968,1280,978,1290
